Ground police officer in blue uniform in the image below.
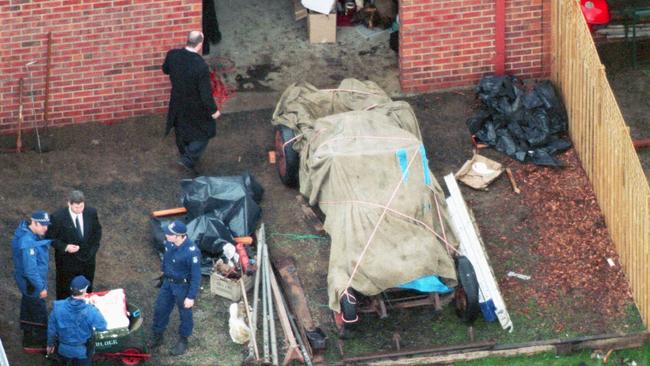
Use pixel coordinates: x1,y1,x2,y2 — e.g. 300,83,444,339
151,220,202,356
11,210,52,349
47,275,107,366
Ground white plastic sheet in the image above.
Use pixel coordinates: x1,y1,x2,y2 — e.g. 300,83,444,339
87,289,129,330
301,0,336,14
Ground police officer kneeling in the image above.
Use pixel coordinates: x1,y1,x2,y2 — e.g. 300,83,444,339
151,220,201,356
47,275,107,366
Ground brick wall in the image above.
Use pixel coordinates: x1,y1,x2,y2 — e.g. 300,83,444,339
0,0,202,134
399,0,551,92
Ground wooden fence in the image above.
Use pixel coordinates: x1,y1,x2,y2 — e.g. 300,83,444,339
551,0,650,327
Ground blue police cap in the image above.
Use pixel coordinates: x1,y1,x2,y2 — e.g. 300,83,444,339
70,275,90,292
164,220,187,236
31,210,51,226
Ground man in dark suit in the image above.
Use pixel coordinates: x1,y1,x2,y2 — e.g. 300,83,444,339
163,30,221,174
46,190,102,300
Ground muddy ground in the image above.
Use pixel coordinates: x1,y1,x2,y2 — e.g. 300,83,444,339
0,83,644,366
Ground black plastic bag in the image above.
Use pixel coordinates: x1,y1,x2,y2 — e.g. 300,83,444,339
181,173,263,237
529,149,563,167
466,109,491,134
186,213,234,256
468,75,570,167
495,129,517,156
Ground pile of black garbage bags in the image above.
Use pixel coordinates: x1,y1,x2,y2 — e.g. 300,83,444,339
151,173,263,274
467,75,572,166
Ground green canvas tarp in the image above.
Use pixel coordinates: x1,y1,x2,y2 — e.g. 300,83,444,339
272,79,459,312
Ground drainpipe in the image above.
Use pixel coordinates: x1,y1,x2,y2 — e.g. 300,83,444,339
495,0,506,75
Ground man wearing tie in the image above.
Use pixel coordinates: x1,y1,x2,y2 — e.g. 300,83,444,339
47,190,103,300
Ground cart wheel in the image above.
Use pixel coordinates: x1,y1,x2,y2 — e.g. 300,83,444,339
274,124,299,187
454,256,480,324
120,348,143,366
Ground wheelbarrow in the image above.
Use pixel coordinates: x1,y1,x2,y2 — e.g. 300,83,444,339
92,302,151,365
36,300,151,365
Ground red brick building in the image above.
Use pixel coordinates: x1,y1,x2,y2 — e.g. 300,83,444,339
0,0,201,133
0,0,550,133
399,0,551,92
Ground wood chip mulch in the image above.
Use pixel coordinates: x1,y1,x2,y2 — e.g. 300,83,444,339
504,148,634,327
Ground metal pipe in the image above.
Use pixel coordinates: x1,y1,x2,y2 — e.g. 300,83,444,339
17,78,24,153
44,31,52,128
261,243,270,363
495,0,506,75
249,224,265,361
264,244,278,365
25,60,42,153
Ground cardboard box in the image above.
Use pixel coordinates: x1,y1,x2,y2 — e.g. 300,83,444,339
308,13,336,43
210,274,253,301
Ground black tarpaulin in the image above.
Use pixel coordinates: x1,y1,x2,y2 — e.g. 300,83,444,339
181,172,263,237
151,173,263,259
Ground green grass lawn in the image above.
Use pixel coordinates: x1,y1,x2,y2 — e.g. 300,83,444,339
458,341,650,366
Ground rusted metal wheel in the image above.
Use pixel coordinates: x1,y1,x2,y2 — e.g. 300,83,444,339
274,125,299,187
120,348,143,365
454,256,480,324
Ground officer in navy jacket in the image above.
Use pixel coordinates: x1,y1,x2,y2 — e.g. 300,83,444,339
11,210,52,349
47,275,107,365
151,221,201,356
163,30,220,173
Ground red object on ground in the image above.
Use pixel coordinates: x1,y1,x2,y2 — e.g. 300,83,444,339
580,0,610,32
337,14,354,27
210,71,236,106
236,242,252,275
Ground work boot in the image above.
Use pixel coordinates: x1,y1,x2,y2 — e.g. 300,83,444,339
170,336,188,356
150,332,164,349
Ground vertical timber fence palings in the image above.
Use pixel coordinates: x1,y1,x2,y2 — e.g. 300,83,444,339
551,0,650,327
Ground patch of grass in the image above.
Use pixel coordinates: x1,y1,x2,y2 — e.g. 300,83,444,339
457,341,650,366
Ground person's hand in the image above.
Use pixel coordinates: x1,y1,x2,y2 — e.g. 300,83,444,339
184,298,195,309
46,345,55,354
211,110,221,120
65,244,79,253
39,289,47,299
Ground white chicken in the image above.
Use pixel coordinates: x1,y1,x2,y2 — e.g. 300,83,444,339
228,302,251,344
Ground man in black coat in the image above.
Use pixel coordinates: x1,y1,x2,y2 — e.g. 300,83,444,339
163,30,221,174
46,190,102,300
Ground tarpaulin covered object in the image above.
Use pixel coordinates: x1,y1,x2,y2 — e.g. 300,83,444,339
272,79,459,312
467,75,571,166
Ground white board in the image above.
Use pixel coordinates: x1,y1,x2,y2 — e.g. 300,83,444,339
444,173,513,332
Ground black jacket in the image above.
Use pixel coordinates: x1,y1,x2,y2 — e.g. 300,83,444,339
163,48,219,141
47,206,102,268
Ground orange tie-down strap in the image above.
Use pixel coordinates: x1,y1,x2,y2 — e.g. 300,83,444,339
151,207,253,245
